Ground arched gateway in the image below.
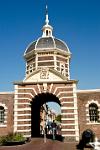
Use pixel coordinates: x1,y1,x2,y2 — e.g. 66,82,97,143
14,7,79,141
31,93,60,137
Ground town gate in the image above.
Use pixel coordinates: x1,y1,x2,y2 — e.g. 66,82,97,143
14,80,79,141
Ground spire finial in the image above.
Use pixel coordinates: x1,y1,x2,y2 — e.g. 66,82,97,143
45,5,49,25
42,5,53,37
46,5,48,15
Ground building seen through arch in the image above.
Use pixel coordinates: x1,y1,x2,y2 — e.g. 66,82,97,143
0,6,100,142
31,93,60,137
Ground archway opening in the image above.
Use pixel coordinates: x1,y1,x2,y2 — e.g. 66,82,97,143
31,92,61,138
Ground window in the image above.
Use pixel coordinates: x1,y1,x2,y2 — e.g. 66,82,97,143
89,103,99,122
0,106,5,123
49,31,51,36
60,63,65,75
46,30,48,36
29,64,33,73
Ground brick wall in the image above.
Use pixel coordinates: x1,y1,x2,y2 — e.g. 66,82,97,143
77,91,100,139
0,93,14,136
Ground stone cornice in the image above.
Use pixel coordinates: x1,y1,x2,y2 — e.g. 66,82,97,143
0,91,14,94
77,89,100,93
24,48,71,60
13,79,78,85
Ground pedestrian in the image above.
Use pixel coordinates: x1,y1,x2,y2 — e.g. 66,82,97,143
51,120,57,140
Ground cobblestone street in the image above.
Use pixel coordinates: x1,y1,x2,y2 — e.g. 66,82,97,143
0,138,77,150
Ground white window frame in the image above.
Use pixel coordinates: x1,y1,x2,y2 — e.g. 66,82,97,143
0,103,7,127
86,100,100,124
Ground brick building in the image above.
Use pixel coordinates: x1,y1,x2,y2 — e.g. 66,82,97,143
0,7,100,142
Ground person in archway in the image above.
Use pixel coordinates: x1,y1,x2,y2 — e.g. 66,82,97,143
51,120,57,140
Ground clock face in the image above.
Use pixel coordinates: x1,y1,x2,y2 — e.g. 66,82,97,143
40,68,49,79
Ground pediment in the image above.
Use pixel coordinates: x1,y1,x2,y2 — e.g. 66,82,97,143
23,68,67,82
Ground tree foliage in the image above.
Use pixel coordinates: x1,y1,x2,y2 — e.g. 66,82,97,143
55,114,61,122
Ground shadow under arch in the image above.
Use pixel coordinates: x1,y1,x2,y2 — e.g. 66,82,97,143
31,92,61,137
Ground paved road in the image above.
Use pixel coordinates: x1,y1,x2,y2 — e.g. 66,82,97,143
0,138,77,150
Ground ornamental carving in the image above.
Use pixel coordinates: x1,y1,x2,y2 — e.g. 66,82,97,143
40,68,49,79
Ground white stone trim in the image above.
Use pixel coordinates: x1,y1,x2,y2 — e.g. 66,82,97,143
15,92,34,97
14,114,31,117
38,65,55,68
61,123,77,126
0,92,14,94
73,83,79,141
37,84,41,93
54,53,57,70
87,122,100,125
38,60,54,63
37,51,54,55
17,129,31,132
61,101,77,105
14,97,32,101
86,99,100,107
14,124,31,127
57,91,73,97
62,112,77,115
4,120,7,123
14,108,31,111
0,124,7,127
85,99,100,124
43,83,47,92
15,87,37,95
53,86,73,95
62,129,77,131
0,103,7,126
61,107,77,110
67,58,70,79
14,119,31,122
0,103,7,110
57,65,68,70
77,89,100,93
62,118,75,120
14,85,18,132
49,83,53,93
59,96,76,101
62,134,76,137
14,102,30,105
4,116,7,119
38,54,68,59
61,101,74,104
56,60,69,65
35,53,38,70
38,54,54,57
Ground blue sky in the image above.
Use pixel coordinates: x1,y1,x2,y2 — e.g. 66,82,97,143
0,0,100,92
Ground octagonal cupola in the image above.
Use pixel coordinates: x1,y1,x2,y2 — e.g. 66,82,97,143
24,6,71,82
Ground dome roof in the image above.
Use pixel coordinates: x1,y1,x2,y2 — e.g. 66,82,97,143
25,37,70,55
24,6,71,56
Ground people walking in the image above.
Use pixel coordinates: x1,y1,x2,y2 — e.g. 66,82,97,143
51,120,57,140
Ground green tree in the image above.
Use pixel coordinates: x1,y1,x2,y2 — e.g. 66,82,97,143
55,114,61,122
